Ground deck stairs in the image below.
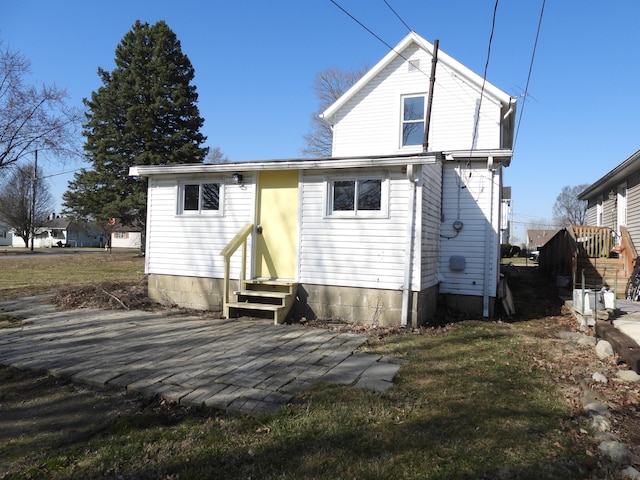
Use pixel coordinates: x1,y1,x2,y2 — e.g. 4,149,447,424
576,257,628,298
225,279,298,324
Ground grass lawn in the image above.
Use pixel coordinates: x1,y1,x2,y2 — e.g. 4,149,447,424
0,249,145,301
0,254,620,479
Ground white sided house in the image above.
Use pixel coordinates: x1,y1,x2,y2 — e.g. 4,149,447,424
0,222,12,247
131,32,515,326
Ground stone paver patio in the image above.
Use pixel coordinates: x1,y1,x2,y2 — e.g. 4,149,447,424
0,296,405,415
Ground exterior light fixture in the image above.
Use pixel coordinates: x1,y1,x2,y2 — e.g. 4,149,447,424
232,173,243,185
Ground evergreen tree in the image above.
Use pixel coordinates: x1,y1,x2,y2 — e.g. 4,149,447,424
63,20,207,231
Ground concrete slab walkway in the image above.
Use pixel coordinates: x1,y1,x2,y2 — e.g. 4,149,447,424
594,299,640,374
0,296,405,415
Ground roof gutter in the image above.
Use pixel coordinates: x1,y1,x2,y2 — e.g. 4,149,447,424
129,153,442,177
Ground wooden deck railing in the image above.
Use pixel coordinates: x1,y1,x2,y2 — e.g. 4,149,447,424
571,225,616,258
219,223,254,313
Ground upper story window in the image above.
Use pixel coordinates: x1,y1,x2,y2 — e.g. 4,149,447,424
179,182,222,214
402,95,425,147
327,177,388,217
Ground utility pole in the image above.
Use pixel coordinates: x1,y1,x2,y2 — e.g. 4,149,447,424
29,149,37,251
422,39,439,152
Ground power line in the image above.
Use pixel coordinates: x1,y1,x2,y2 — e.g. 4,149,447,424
383,0,412,32
513,0,546,153
328,0,397,53
470,0,499,153
328,0,500,126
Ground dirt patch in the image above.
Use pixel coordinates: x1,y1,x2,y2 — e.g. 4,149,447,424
50,279,155,311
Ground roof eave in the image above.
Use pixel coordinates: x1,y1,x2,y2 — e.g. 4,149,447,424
578,148,640,199
129,152,444,177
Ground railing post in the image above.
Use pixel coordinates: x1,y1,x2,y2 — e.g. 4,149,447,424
219,223,254,318
241,239,247,289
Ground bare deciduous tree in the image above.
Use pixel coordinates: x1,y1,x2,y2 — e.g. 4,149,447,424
0,40,81,172
206,146,229,163
552,184,590,227
0,162,53,247
302,66,367,157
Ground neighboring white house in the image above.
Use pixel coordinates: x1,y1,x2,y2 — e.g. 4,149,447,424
110,228,142,249
0,222,12,247
130,31,516,325
11,218,103,248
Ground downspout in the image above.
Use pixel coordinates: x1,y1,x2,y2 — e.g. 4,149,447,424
482,159,495,318
402,164,421,327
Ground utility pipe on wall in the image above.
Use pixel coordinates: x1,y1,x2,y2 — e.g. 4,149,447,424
402,164,422,327
483,160,496,318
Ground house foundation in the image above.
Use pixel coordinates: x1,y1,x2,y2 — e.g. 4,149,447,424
148,274,439,327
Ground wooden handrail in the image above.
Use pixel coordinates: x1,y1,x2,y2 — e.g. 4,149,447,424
219,223,253,310
620,226,638,276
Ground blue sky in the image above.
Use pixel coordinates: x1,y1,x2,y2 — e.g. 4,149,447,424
3,1,640,244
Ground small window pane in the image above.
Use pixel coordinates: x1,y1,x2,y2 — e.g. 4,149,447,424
357,179,382,210
403,96,424,121
184,184,199,210
333,180,355,211
202,183,220,210
402,122,424,146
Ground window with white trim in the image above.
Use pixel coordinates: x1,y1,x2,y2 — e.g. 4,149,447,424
179,182,222,214
401,95,426,147
327,177,387,217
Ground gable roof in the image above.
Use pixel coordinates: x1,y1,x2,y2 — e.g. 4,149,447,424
578,148,640,200
321,31,514,125
527,229,560,248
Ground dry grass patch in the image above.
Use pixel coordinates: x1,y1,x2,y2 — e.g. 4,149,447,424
0,252,145,301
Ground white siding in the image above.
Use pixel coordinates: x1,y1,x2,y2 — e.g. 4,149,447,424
438,162,501,297
332,44,503,157
299,167,421,290
627,172,640,246
586,198,598,226
420,161,442,289
146,174,255,279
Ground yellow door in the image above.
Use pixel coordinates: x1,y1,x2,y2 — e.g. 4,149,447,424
255,170,299,279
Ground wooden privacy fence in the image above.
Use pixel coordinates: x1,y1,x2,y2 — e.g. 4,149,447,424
539,225,636,298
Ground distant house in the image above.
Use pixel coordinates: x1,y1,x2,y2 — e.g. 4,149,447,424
527,229,560,252
110,227,142,249
501,186,512,244
130,31,516,325
0,222,12,247
12,217,103,248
